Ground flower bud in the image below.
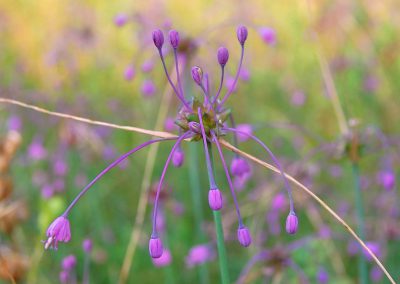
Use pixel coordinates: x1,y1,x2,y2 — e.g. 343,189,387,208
285,212,298,235
188,121,201,133
191,66,203,85
172,148,184,167
149,237,163,259
237,226,251,247
169,30,180,49
237,25,248,45
217,47,229,66
152,29,164,49
208,188,223,211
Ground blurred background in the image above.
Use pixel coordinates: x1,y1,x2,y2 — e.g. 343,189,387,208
0,0,399,283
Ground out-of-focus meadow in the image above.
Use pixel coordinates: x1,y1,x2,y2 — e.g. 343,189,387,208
0,0,399,283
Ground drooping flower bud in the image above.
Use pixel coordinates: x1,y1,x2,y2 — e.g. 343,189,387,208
217,47,229,66
149,237,163,259
191,66,203,85
208,188,223,211
237,25,248,45
169,30,180,49
44,216,71,250
285,212,298,235
237,226,252,247
172,148,184,167
152,29,164,50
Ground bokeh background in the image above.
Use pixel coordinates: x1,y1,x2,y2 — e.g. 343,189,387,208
0,0,399,283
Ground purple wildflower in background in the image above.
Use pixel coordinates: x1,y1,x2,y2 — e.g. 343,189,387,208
141,79,156,97
185,244,215,268
124,65,135,81
259,27,277,45
43,25,299,260
28,137,48,161
114,13,128,27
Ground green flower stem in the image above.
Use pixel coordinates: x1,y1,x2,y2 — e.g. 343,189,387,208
208,142,230,284
189,143,209,284
351,162,368,284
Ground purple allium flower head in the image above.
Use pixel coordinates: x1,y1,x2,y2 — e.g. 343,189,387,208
217,47,229,66
285,212,298,235
82,238,93,253
271,192,286,212
124,65,135,81
191,66,203,86
44,216,71,250
208,188,223,211
114,13,128,27
237,25,248,45
185,244,214,268
152,249,172,267
141,59,154,73
370,266,383,282
259,27,277,45
152,29,164,50
230,157,250,177
377,170,396,191
141,79,156,97
316,267,329,284
62,255,77,271
7,115,22,131
149,236,163,259
168,30,180,49
59,270,69,284
28,137,47,161
235,124,253,142
172,148,184,167
237,226,252,247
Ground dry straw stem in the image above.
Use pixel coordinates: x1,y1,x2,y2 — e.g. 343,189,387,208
0,97,395,284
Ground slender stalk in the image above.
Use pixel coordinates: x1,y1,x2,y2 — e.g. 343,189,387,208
188,143,209,284
351,162,368,284
208,142,230,284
